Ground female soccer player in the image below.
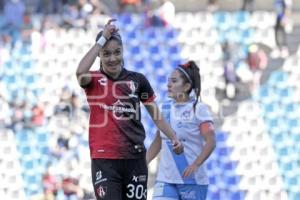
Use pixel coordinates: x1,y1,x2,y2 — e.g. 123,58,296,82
146,61,216,200
76,19,183,200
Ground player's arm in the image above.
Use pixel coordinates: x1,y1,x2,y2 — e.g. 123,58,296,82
183,122,216,178
194,122,216,166
144,101,183,154
146,130,162,164
76,19,117,87
76,43,100,86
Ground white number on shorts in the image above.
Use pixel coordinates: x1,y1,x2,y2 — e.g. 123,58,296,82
126,184,147,199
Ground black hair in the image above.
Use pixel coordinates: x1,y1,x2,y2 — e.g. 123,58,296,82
177,60,201,111
95,31,123,46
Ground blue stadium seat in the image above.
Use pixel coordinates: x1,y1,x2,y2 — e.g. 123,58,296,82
16,129,34,142
39,145,49,155
220,161,238,171
4,61,13,69
215,146,232,157
278,87,293,98
288,119,300,128
21,60,32,69
216,132,228,142
19,145,33,155
118,13,133,25
284,103,298,112
289,191,300,200
133,59,145,69
258,86,273,99
279,160,294,171
149,45,161,55
265,118,280,129
229,190,245,200
25,75,36,85
207,189,221,199
170,58,182,67
214,12,232,30
233,11,250,29
152,59,163,69
209,175,219,185
3,75,16,84
164,28,177,40
268,71,288,85
126,30,138,40
241,29,254,44
224,175,241,186
22,159,39,170
157,74,167,84
143,28,158,41
207,159,219,171
168,45,180,55
130,45,141,55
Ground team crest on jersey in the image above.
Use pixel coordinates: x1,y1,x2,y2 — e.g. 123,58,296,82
98,77,107,86
127,80,138,98
181,110,193,121
97,185,107,198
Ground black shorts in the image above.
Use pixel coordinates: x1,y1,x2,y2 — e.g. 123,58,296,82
91,158,148,200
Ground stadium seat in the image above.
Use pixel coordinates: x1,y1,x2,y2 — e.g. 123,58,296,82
233,11,250,29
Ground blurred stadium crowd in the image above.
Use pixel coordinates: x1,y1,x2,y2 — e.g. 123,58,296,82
0,0,300,200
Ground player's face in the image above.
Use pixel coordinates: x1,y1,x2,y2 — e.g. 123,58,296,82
167,70,190,100
100,40,123,77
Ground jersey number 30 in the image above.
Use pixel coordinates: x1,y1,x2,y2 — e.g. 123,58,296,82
126,184,147,199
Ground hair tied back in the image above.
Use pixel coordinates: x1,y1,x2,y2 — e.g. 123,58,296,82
183,62,191,68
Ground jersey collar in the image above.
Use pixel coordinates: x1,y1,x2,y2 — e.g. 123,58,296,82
100,67,129,81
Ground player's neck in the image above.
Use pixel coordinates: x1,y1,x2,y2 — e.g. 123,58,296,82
102,67,122,79
175,95,190,103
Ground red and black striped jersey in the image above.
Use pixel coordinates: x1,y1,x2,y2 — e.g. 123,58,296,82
82,68,155,159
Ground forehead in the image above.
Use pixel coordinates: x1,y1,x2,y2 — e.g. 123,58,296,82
170,69,182,78
102,40,122,51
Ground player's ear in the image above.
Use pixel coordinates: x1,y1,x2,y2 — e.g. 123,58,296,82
183,82,192,92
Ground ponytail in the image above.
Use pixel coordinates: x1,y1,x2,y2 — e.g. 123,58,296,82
177,60,201,111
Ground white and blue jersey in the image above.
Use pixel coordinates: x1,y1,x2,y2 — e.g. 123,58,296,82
157,99,213,185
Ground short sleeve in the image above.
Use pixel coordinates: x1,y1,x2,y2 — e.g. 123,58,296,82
82,72,95,92
138,73,155,103
195,103,213,124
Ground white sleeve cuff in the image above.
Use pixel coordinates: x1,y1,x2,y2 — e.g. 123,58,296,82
97,36,107,47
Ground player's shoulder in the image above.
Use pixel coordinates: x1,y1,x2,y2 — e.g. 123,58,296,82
194,102,212,112
161,99,173,109
125,70,149,83
195,102,209,108
90,70,100,74
127,70,146,78
88,70,102,77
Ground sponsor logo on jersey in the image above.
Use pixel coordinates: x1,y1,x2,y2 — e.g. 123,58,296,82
99,100,136,119
132,175,147,182
95,170,107,185
180,191,196,199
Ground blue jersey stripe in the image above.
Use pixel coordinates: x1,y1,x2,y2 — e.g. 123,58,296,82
166,141,197,184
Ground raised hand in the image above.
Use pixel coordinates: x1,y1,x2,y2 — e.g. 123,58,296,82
102,19,119,39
